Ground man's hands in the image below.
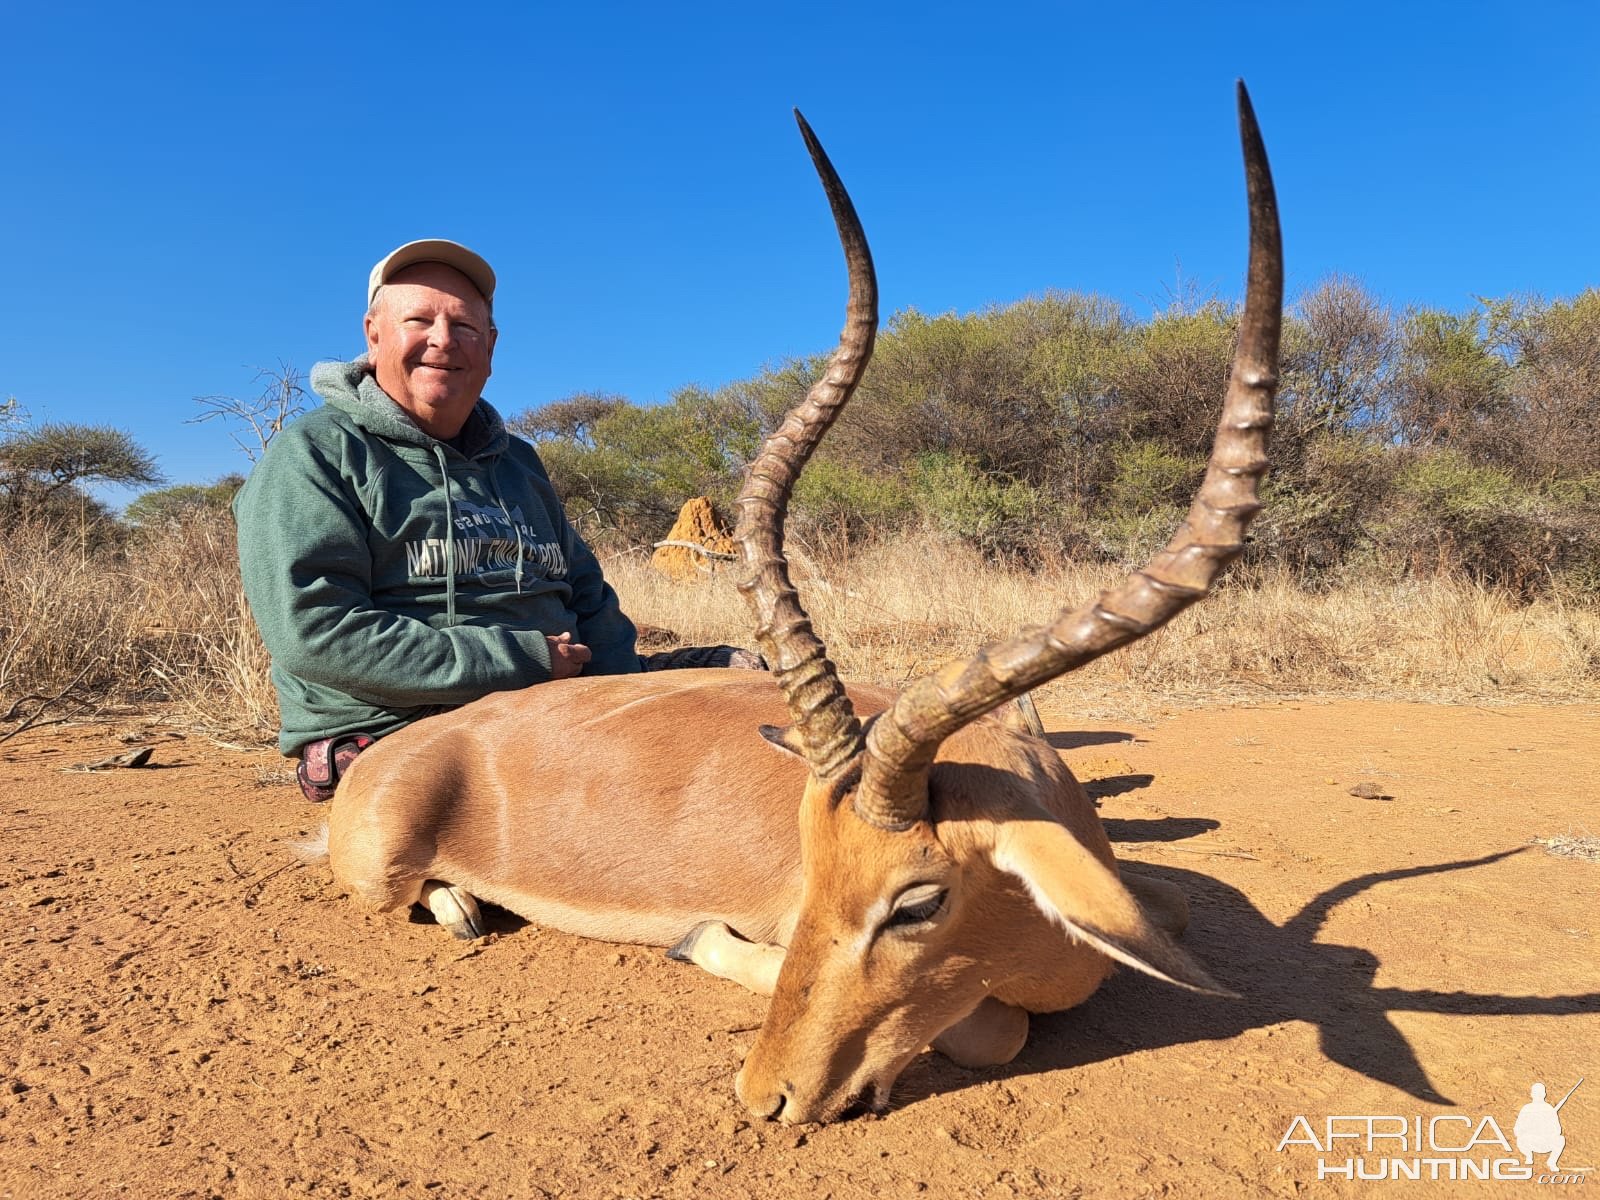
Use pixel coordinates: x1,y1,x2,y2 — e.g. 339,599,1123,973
546,631,592,679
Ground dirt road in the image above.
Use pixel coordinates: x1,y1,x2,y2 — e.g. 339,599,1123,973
3,700,1596,1198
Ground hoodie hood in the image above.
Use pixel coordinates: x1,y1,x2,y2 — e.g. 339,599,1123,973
310,355,510,459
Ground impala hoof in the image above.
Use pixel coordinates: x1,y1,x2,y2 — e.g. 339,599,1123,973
667,921,718,964
420,881,486,940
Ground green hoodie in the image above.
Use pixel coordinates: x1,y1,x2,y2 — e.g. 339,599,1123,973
234,357,638,755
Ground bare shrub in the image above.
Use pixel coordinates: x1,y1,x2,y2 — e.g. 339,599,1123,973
189,363,308,462
1279,276,1395,445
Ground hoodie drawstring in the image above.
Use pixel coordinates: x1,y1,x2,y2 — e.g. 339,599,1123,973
432,445,458,626
488,469,526,592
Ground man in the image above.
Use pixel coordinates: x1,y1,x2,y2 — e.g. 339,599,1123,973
236,239,750,802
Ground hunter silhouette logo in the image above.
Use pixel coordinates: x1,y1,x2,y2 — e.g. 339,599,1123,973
1515,1079,1583,1173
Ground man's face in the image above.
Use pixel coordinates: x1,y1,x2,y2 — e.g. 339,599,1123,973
364,262,497,439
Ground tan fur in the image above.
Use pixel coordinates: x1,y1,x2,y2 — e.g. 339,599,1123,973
329,669,1223,1124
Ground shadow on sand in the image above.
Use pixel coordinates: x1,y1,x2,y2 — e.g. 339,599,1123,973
896,842,1599,1110
1045,730,1140,752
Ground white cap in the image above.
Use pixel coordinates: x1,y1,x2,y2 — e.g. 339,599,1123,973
367,239,496,306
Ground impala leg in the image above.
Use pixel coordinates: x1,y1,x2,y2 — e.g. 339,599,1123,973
932,997,1030,1067
1118,868,1189,937
419,880,486,940
667,921,786,995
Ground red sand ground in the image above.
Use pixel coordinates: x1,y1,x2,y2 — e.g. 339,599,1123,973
3,699,1596,1198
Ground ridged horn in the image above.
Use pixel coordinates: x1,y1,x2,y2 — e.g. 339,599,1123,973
854,81,1283,831
734,111,878,781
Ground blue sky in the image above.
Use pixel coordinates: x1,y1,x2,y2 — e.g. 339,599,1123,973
4,1,1597,498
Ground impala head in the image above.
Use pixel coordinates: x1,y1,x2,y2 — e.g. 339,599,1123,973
735,88,1281,1124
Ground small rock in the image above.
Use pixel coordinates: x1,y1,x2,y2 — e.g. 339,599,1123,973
1347,782,1394,801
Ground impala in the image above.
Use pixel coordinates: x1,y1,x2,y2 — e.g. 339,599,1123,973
328,84,1282,1124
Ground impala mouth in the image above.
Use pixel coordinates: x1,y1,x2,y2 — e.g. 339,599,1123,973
838,1080,890,1121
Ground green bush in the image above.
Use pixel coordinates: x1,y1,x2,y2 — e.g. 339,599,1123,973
1105,302,1237,456
124,475,245,530
1377,451,1555,594
1251,436,1394,575
510,387,762,544
1104,442,1204,512
909,452,1045,558
790,459,914,540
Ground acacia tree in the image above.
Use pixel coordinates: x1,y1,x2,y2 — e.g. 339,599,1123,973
0,418,163,532
509,392,627,447
508,388,762,542
123,474,247,529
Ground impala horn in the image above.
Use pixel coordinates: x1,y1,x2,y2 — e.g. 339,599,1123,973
734,110,877,783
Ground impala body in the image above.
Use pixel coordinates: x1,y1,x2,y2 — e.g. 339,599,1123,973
332,672,846,951
331,670,1203,1121
327,89,1283,1124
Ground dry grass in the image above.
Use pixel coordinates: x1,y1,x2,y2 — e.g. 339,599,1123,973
605,531,1600,716
130,514,277,736
0,515,275,740
1532,834,1600,863
0,517,147,705
3,520,1596,744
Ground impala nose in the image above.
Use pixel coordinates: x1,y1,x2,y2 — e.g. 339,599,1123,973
736,1066,792,1121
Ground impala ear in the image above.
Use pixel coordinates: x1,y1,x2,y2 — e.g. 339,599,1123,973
997,693,1047,739
758,723,808,759
990,817,1237,998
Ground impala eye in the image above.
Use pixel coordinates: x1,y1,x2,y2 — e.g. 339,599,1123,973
885,886,948,929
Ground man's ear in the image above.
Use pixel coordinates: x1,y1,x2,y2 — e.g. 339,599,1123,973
364,309,382,357
990,816,1235,997
758,724,806,759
